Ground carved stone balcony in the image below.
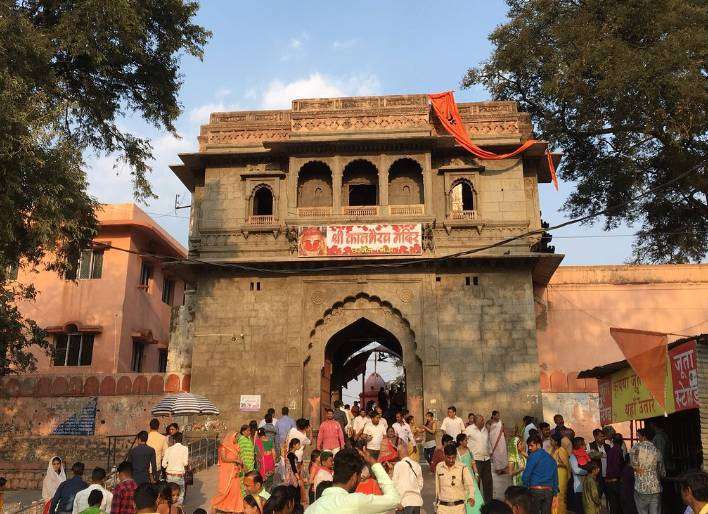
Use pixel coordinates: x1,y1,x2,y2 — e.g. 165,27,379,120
297,207,333,217
447,210,478,220
341,206,379,217
390,204,424,216
247,215,277,225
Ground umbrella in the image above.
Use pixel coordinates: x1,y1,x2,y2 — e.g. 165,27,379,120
151,392,220,416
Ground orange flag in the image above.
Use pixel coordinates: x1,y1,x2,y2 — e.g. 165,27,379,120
610,327,669,409
429,91,559,190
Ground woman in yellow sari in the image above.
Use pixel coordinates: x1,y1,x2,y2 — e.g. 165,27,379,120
212,432,245,514
550,433,570,514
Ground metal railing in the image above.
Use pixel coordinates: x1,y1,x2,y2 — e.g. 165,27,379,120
341,205,379,216
297,206,332,217
390,204,424,215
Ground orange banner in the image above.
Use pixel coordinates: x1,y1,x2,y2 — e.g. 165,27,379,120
610,328,669,410
429,91,558,190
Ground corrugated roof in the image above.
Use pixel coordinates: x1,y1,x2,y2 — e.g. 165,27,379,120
577,334,708,379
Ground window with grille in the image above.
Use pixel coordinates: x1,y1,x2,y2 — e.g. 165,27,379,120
139,261,153,289
70,249,104,280
162,278,175,305
132,341,145,372
158,349,168,372
53,333,94,366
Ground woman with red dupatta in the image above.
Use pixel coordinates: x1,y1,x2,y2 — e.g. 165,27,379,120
377,426,400,473
212,432,245,514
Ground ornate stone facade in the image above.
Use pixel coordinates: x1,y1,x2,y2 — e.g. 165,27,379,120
171,94,560,428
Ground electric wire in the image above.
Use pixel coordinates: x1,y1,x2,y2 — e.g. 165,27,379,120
95,165,701,275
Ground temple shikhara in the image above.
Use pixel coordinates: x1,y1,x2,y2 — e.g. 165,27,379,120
169,93,561,426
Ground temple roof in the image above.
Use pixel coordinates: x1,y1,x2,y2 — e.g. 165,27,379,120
170,93,560,191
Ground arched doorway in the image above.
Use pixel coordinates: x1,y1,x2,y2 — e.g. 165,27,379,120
323,318,405,418
305,293,423,425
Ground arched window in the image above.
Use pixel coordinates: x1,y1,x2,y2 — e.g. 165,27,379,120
253,186,274,216
450,181,474,212
343,160,378,206
297,161,333,208
388,158,423,205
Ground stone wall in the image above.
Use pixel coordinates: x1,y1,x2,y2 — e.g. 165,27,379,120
0,395,167,437
0,435,135,490
189,262,543,431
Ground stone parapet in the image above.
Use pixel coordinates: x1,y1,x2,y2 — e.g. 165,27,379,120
0,372,190,398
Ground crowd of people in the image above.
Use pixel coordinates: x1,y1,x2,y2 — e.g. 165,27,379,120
26,419,189,514
4,406,704,514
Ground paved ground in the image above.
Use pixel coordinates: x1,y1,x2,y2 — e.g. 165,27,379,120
5,463,439,514
184,462,438,513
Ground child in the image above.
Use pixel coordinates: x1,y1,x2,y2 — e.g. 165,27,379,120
306,449,321,504
582,461,602,514
80,490,106,514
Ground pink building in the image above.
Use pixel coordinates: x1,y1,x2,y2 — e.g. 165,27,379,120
536,263,708,438
11,203,186,374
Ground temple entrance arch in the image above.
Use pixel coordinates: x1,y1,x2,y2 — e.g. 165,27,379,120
304,293,423,425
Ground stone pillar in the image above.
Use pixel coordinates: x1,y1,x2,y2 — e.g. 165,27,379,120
423,153,433,215
378,155,389,214
167,288,196,374
288,157,300,212
332,156,343,213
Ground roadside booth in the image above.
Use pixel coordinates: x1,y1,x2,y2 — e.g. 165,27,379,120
579,334,706,512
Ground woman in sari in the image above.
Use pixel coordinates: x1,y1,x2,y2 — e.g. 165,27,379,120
550,433,569,514
455,434,484,514
507,436,527,486
238,425,256,473
255,428,276,490
212,432,245,514
377,426,399,473
42,456,66,502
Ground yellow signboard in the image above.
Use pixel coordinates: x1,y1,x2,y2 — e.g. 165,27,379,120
609,362,675,423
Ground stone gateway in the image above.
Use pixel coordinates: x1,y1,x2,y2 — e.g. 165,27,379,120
169,94,561,428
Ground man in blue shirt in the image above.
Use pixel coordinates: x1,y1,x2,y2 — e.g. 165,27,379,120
521,434,558,514
51,462,87,514
275,406,296,451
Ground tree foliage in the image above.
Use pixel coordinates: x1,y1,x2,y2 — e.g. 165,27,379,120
463,0,707,263
0,0,210,374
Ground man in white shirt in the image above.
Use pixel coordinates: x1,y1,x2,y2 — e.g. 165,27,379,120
258,408,278,428
72,467,112,514
351,408,369,440
162,432,189,503
286,418,312,462
440,406,465,438
305,447,400,514
392,412,414,446
361,412,387,460
522,416,537,442
392,444,423,514
465,414,493,504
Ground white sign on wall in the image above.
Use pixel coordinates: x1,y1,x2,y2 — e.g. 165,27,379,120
239,394,261,412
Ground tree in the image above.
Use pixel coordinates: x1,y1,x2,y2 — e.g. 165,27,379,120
0,1,210,374
463,0,707,263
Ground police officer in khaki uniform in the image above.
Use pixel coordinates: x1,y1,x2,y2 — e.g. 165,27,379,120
435,444,476,514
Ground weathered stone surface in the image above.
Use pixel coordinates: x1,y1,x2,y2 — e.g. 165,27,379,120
170,94,556,431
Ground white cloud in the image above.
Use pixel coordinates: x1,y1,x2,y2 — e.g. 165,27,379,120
281,32,309,61
332,38,358,50
188,101,240,124
260,72,381,109
84,132,197,245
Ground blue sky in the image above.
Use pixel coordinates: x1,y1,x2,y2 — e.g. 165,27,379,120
86,0,637,265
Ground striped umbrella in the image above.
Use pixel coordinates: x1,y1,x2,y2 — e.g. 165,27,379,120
151,392,220,416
